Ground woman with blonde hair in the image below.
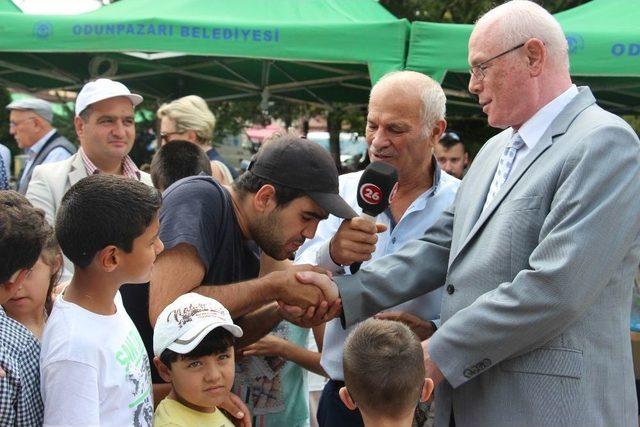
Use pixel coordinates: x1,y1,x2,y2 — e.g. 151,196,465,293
157,95,237,184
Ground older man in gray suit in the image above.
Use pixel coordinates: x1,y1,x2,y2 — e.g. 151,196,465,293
291,1,640,426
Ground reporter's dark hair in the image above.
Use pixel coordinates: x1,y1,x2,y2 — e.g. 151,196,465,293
0,191,49,283
151,140,213,191
55,174,162,268
233,170,305,207
160,327,234,367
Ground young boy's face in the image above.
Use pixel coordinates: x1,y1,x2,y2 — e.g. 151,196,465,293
168,347,235,412
119,215,163,283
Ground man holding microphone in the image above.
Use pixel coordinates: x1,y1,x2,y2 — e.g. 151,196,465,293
294,1,640,425
295,70,460,427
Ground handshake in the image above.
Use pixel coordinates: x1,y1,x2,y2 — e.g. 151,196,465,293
266,265,342,327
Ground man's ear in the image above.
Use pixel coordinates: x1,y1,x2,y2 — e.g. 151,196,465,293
253,184,277,214
338,386,358,410
420,378,435,402
74,116,85,141
463,152,470,167
96,246,119,273
431,119,447,141
153,356,173,384
525,38,546,77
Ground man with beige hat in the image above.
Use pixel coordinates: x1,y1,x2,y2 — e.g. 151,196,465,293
6,97,75,194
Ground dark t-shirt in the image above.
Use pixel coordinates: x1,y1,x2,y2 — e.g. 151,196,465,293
159,175,259,284
130,176,259,383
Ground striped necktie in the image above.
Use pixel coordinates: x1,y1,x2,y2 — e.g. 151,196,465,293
483,133,525,211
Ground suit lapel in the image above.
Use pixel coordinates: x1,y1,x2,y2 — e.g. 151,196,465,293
450,87,597,266
67,153,88,187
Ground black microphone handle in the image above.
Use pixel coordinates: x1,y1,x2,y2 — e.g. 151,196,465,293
349,212,377,274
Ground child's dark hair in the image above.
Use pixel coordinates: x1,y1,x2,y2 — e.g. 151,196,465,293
150,140,213,191
160,327,234,367
0,191,49,283
55,174,162,268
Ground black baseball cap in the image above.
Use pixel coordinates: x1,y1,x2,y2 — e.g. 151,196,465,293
248,136,356,219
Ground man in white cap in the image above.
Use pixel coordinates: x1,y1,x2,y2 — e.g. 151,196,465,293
26,78,152,281
6,98,75,194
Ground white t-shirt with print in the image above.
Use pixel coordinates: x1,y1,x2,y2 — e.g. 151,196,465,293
40,291,153,427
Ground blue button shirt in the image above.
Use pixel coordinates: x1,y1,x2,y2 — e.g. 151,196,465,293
295,160,460,380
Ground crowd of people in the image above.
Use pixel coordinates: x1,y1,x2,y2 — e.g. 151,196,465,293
1,1,640,426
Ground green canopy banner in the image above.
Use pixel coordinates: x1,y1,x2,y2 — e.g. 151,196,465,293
0,0,409,105
406,0,640,115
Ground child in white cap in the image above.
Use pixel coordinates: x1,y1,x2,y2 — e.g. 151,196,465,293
153,293,243,427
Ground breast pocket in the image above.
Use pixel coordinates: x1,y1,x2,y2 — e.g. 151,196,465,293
498,195,543,214
498,196,544,274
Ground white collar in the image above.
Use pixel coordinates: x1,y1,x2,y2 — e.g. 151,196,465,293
514,84,578,150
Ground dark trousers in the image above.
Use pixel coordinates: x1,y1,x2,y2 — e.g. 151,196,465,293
317,379,365,427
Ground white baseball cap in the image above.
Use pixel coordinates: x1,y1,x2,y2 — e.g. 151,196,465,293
153,293,243,357
75,78,143,117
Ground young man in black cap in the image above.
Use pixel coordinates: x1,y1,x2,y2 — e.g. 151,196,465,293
149,132,350,355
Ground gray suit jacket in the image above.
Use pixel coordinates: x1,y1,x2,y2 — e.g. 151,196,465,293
26,152,152,281
337,87,640,426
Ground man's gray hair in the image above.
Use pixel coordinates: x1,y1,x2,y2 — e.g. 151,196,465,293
372,71,446,136
476,0,569,70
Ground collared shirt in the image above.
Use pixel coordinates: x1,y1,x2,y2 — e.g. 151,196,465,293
510,84,579,173
20,129,73,188
295,160,460,380
80,147,141,180
0,307,43,426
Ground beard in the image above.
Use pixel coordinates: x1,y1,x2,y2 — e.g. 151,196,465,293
249,211,304,261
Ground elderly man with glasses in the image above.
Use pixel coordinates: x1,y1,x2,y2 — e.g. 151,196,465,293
292,1,640,426
6,98,75,194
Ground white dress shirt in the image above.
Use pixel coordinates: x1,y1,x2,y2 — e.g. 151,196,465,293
510,84,579,173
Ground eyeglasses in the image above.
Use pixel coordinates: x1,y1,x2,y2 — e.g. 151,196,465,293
9,117,36,128
159,131,184,143
469,42,525,82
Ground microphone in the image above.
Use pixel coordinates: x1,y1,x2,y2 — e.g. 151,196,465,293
350,162,398,273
